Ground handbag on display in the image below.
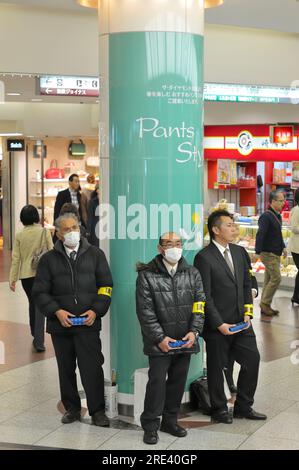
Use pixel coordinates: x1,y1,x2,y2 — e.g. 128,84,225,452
45,159,65,179
31,229,48,270
69,139,86,156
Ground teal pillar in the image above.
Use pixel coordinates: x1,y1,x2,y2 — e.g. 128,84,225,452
99,0,205,409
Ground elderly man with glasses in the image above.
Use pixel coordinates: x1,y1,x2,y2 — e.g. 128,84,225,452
255,190,288,316
136,232,206,445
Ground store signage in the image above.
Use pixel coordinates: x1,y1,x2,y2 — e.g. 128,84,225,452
204,83,299,104
38,76,99,97
7,139,25,151
270,126,294,144
204,125,299,162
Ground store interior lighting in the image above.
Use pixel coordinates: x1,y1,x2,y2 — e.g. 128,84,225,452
76,0,224,9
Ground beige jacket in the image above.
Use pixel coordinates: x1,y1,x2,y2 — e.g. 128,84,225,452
288,205,299,254
9,224,53,282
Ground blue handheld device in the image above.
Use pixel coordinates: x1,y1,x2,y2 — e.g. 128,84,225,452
69,316,88,326
169,340,188,348
229,321,248,333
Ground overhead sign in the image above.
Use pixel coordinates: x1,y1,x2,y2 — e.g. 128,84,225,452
7,139,25,151
270,125,294,144
39,76,99,97
204,83,299,104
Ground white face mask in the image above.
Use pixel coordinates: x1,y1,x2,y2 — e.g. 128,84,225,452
164,247,183,264
63,231,80,248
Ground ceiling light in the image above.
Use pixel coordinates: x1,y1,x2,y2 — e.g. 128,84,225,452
77,0,224,9
77,0,98,8
0,133,23,137
6,92,22,96
31,98,43,102
204,0,224,7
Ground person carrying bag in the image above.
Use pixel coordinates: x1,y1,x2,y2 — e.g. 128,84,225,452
9,205,53,352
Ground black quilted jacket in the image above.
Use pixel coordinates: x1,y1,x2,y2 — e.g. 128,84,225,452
136,255,205,356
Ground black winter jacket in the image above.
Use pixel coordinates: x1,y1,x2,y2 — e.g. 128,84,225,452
32,238,113,334
255,208,285,256
136,255,205,356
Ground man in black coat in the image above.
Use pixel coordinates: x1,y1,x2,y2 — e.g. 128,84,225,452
136,232,206,445
53,174,86,227
33,212,113,426
194,210,266,424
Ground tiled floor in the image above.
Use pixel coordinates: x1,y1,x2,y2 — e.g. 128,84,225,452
0,277,299,450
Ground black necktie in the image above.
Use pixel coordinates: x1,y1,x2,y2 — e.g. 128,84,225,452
70,251,76,265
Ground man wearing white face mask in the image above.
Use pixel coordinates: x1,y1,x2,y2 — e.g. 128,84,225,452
33,213,113,427
136,232,206,445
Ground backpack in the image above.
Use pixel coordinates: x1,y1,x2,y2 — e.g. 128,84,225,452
190,376,211,415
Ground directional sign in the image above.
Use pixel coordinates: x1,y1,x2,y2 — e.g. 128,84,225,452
204,83,299,104
39,76,99,97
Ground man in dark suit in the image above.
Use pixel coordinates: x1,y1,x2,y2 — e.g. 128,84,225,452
54,174,86,227
194,210,266,424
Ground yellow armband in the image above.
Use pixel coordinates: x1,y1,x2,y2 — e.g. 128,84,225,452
244,303,253,318
98,287,113,297
192,301,205,316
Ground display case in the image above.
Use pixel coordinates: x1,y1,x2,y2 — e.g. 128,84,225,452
29,178,68,226
235,221,297,289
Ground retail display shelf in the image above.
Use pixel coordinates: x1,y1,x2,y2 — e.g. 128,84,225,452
30,179,68,183
30,194,56,198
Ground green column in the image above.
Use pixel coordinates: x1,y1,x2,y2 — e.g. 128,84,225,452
108,31,204,396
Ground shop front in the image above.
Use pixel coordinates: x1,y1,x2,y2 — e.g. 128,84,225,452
26,137,99,229
204,124,299,288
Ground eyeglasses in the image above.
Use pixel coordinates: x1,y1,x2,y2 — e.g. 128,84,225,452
160,241,182,249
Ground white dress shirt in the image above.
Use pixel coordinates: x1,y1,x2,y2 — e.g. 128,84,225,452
163,259,178,276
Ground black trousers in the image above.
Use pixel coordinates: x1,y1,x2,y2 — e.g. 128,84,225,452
140,354,191,432
21,277,45,347
291,252,299,302
205,326,260,415
224,353,235,388
51,331,105,416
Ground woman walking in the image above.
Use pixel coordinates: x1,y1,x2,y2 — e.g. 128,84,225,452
9,205,53,351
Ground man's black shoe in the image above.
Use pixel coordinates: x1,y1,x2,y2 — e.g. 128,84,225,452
61,411,81,424
92,411,110,427
233,409,267,420
160,423,187,437
229,384,238,394
143,430,158,445
211,411,233,424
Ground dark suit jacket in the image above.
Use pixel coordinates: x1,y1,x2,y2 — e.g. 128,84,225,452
53,188,84,226
194,242,253,336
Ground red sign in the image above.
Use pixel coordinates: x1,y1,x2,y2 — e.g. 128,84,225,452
204,125,298,162
271,126,294,144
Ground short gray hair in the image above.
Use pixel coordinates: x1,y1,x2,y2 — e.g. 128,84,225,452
269,190,284,203
54,212,79,231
